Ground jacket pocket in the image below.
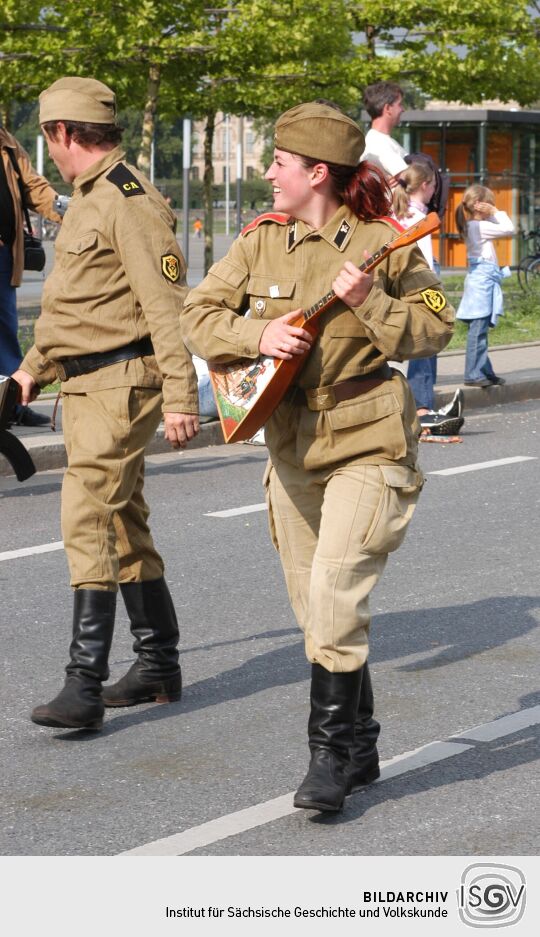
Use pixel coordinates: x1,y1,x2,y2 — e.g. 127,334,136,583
297,391,407,470
326,391,400,431
326,308,368,337
247,276,296,299
65,231,98,255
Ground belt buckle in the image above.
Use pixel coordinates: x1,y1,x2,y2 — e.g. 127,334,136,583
306,386,336,411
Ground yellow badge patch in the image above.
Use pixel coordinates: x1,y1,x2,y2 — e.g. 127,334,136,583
161,254,180,282
421,288,447,313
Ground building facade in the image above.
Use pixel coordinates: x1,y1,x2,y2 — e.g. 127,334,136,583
191,114,266,184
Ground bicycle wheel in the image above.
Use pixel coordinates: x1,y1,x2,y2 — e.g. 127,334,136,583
524,256,540,296
517,255,536,292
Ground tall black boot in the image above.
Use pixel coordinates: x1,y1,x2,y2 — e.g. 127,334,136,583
294,663,362,812
345,662,381,794
102,577,182,707
31,590,116,731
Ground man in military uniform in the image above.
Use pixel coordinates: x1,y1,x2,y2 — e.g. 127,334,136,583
12,77,199,731
182,102,454,811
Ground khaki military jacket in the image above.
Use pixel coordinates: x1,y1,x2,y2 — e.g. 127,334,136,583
182,205,454,470
181,205,454,470
21,147,198,414
0,127,61,287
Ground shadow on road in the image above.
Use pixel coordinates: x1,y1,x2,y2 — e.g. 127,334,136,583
52,595,540,741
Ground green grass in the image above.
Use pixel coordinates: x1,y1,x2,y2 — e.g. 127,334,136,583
440,273,540,349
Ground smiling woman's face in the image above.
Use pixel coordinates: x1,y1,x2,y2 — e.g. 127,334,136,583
264,148,318,219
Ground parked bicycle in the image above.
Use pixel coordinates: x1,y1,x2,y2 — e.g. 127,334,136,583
517,227,540,294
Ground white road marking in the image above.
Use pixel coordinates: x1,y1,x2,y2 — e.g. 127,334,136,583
0,541,64,563
428,456,537,476
451,705,540,742
204,457,538,516
117,704,540,857
205,503,267,518
376,740,472,781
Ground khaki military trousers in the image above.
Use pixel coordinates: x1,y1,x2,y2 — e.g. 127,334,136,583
266,460,422,673
61,386,164,590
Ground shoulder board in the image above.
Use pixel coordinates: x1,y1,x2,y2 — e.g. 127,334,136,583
106,163,145,197
377,215,405,234
241,212,290,236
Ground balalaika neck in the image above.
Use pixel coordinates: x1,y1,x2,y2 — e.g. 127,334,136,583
302,240,392,323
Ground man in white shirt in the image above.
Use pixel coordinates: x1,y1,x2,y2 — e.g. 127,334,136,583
361,81,407,184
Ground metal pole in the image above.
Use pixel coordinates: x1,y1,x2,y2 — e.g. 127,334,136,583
478,122,487,185
225,114,230,235
236,116,244,236
36,135,44,174
36,135,44,238
182,118,191,265
150,137,155,185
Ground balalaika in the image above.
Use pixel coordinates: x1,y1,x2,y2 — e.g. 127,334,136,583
209,211,441,443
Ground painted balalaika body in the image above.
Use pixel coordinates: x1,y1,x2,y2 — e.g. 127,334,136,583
206,211,442,443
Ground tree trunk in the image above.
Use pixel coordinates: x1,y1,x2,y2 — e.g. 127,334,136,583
203,112,215,275
137,63,161,175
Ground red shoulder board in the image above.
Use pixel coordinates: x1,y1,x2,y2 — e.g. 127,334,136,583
241,212,290,236
378,215,405,233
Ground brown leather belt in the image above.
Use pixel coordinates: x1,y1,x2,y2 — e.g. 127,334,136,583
289,364,393,411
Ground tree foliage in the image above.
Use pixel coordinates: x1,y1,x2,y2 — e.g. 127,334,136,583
3,1,540,265
347,0,540,106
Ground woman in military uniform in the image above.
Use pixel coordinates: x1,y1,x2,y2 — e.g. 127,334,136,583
182,102,454,812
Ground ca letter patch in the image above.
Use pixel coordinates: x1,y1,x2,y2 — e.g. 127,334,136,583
106,163,145,197
161,253,180,282
421,288,447,313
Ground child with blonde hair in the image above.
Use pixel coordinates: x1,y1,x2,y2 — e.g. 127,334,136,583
455,184,514,386
393,162,464,434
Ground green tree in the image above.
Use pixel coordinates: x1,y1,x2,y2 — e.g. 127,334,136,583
162,0,357,270
347,1,540,106
4,0,540,270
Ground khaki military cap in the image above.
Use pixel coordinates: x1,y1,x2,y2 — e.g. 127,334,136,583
274,102,364,167
39,77,117,125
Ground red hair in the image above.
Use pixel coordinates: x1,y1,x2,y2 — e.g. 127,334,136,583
299,156,391,220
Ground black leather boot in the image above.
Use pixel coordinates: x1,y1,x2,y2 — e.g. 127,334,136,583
102,577,182,707
345,662,381,794
31,590,116,730
294,663,362,812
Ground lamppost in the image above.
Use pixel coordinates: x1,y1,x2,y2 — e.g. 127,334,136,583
182,117,191,265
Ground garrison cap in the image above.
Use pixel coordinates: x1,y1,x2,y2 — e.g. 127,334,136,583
39,77,117,125
274,102,364,167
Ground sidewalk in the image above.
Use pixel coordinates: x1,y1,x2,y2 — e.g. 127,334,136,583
2,341,538,477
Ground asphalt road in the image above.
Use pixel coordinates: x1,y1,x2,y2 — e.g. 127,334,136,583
1,398,539,856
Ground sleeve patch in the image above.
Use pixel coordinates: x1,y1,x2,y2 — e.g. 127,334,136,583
161,253,180,282
106,163,145,197
421,288,447,313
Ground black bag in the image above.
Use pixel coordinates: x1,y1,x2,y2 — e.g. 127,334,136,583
22,231,46,271
6,147,47,271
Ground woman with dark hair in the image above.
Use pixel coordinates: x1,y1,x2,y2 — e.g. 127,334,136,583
182,102,454,813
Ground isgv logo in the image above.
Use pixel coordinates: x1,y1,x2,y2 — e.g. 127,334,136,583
458,863,526,928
